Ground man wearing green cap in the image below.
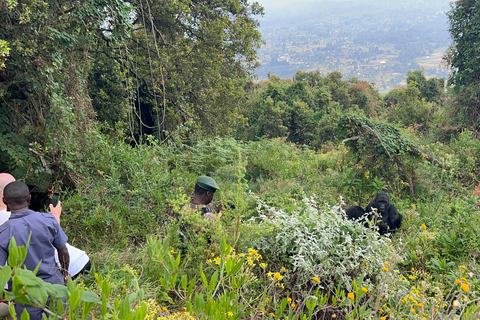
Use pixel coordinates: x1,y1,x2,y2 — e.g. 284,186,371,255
183,176,222,221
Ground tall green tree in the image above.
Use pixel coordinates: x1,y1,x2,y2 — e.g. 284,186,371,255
0,0,132,182
91,0,264,140
0,0,264,186
445,0,480,130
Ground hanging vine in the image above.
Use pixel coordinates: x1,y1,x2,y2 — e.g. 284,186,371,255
338,114,453,196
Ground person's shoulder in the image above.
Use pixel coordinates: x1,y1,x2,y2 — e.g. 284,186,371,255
35,211,59,225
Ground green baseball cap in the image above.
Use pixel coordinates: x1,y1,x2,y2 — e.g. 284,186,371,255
196,176,220,192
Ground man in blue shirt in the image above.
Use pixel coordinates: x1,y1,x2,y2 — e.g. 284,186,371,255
0,181,69,319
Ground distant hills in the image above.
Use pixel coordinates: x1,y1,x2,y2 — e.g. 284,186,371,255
256,0,451,92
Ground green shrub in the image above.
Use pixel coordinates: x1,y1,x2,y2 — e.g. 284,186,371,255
250,197,392,293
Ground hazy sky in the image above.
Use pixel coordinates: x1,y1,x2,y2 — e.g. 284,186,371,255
256,0,451,16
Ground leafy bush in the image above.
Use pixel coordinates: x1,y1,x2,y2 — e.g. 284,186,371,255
250,196,392,293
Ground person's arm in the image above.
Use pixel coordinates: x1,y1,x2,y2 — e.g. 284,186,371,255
49,201,61,224
57,245,69,283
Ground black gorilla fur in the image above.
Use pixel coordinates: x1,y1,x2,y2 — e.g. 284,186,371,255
27,185,50,212
365,192,402,235
346,205,366,221
346,192,402,235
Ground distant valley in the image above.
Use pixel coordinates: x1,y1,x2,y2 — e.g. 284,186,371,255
256,0,451,92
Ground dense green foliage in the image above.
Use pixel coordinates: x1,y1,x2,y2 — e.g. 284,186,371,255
445,0,480,131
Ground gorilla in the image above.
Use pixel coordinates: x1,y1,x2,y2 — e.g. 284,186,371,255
27,184,50,212
365,192,402,235
346,205,366,221
346,193,402,235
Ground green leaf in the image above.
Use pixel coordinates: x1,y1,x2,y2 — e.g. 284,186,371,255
26,285,48,306
229,258,243,276
175,253,181,268
15,269,42,286
225,257,232,274
81,291,101,304
45,283,68,299
181,275,187,291
199,264,208,288
128,292,138,304
82,301,95,320
69,289,81,308
20,308,30,320
208,271,219,292
0,265,12,290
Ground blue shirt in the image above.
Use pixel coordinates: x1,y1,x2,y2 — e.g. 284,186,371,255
0,210,68,285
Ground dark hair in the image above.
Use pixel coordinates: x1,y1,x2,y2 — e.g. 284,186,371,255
194,183,208,195
3,181,30,207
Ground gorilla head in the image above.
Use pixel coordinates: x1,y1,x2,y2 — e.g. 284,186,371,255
373,192,390,213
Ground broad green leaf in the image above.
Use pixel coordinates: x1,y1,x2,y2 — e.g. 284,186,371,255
26,285,48,306
0,265,12,289
81,291,101,304
208,270,219,292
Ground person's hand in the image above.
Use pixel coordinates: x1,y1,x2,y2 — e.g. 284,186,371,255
49,201,62,224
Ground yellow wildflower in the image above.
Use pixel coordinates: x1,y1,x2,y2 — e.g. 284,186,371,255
382,267,388,272
269,313,275,317
453,300,460,308
461,277,468,282
461,283,469,292
291,303,296,307
417,303,424,307
162,307,168,312
410,308,416,313
408,297,415,301
411,267,415,271
273,272,283,280
347,292,354,299
381,318,386,320
361,287,368,293
312,276,320,282
249,248,258,255
434,309,438,312
260,263,267,269
287,298,292,302
455,278,460,285
281,266,287,273
384,262,390,267
227,311,233,317
421,224,427,230
214,257,221,265
266,297,270,302
460,265,467,270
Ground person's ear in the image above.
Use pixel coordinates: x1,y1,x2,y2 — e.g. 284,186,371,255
2,196,5,206
27,194,31,203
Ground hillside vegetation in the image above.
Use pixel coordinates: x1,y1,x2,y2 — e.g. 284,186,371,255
1,0,480,319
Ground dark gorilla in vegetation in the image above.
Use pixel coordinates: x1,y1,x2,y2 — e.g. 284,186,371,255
346,205,366,221
365,192,402,235
27,184,49,212
346,193,402,235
